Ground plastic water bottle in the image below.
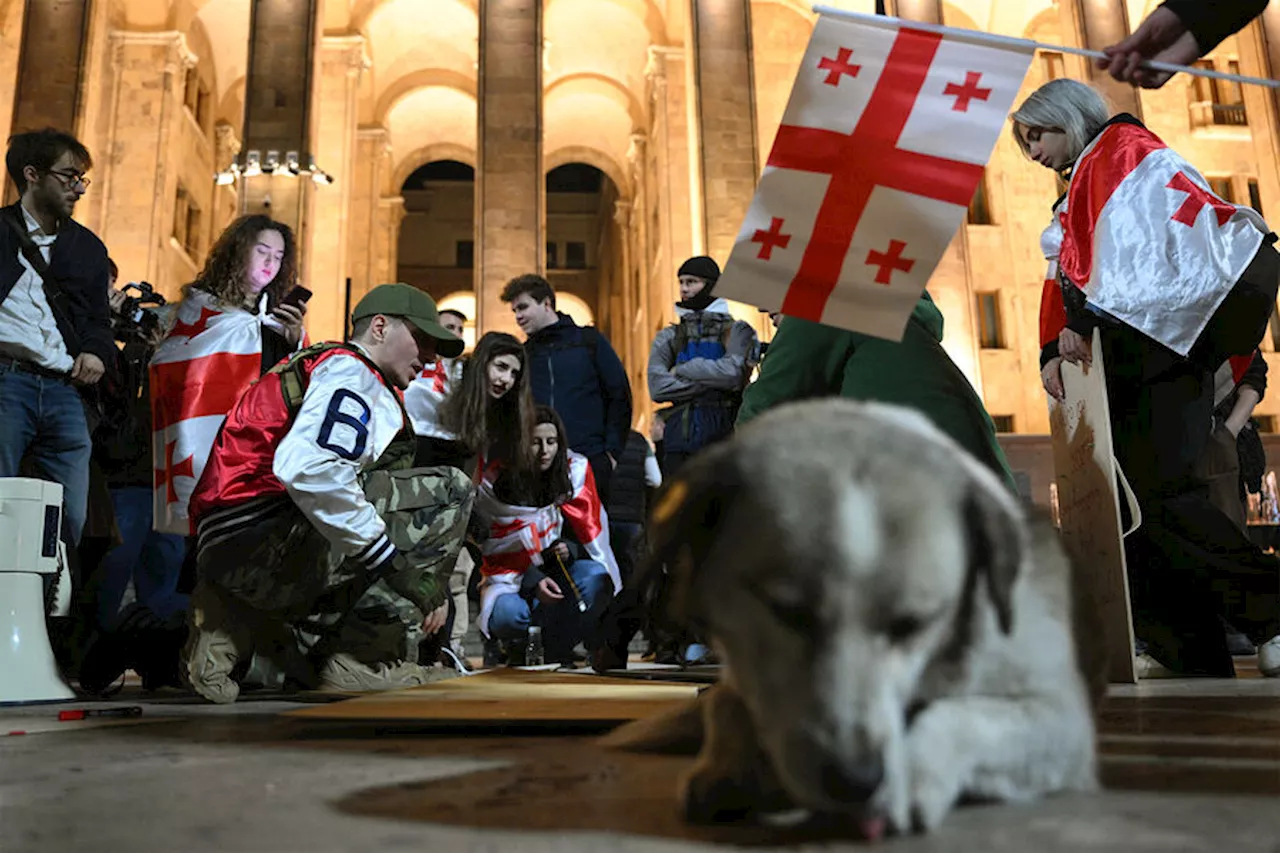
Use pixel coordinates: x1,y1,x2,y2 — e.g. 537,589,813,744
525,626,545,666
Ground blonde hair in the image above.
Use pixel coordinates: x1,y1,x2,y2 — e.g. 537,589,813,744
1010,79,1112,168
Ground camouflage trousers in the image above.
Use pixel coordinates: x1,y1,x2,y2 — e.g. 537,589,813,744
196,466,474,672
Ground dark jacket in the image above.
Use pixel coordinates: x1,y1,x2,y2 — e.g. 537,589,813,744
0,202,114,366
1162,0,1268,55
607,430,650,525
525,313,632,458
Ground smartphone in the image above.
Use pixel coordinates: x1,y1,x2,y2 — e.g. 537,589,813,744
279,286,312,309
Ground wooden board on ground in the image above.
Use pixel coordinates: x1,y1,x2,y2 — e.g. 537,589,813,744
1048,329,1137,684
285,667,701,725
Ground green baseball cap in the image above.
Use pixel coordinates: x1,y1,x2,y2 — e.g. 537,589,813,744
352,283,464,358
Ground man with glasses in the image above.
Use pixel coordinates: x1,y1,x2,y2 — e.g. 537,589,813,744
0,127,114,546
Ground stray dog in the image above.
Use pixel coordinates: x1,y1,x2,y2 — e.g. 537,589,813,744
604,399,1106,838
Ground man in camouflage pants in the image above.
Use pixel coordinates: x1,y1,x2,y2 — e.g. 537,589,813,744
184,284,474,702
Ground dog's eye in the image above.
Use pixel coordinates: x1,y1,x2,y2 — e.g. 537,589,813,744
886,615,924,643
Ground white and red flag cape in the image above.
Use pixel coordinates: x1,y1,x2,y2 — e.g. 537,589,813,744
150,288,266,535
474,452,621,637
718,11,1034,340
1042,119,1269,357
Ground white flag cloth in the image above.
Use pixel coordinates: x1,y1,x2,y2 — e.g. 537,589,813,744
403,357,463,440
718,12,1034,340
150,289,264,535
474,452,621,637
1052,120,1268,356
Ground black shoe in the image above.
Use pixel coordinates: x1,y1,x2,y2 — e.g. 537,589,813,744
591,643,628,673
77,630,130,696
482,638,506,667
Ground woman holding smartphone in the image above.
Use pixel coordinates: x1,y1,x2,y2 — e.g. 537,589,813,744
151,215,308,537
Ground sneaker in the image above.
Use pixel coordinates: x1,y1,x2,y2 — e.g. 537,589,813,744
318,652,460,692
1259,635,1280,678
1135,653,1177,679
1222,618,1256,657
183,583,256,705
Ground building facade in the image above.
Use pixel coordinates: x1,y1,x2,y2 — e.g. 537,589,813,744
5,0,1280,472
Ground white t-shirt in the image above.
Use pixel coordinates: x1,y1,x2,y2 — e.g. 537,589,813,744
0,204,73,371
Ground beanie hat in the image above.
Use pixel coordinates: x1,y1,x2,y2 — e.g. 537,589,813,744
678,256,721,284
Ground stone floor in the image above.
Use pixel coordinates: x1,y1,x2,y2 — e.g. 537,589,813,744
2,661,1278,853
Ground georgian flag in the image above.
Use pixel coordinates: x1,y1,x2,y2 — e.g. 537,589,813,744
474,452,621,636
1055,120,1268,356
717,11,1034,340
150,288,264,535
404,357,463,440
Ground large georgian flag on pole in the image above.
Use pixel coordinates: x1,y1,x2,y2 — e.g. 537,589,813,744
150,288,264,535
718,10,1034,339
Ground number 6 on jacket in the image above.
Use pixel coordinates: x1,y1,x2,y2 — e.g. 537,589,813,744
316,389,371,460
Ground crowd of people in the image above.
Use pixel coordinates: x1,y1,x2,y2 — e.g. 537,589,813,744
5,0,1280,701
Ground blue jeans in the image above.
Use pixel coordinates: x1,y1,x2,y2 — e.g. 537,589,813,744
0,366,92,544
489,559,613,660
95,487,189,631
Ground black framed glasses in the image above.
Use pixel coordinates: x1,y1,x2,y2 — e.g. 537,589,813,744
47,169,90,189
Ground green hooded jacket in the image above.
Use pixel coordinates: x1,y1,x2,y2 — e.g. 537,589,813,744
737,292,1016,491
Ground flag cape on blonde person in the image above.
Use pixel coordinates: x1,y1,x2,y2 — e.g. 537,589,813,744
1055,119,1268,357
717,11,1034,340
150,288,264,535
474,451,621,636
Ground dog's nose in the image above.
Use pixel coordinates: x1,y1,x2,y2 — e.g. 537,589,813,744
818,756,885,801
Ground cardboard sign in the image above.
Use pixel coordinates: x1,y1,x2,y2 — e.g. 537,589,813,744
1048,331,1138,684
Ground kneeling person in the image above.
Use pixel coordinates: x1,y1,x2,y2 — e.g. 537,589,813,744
184,283,473,703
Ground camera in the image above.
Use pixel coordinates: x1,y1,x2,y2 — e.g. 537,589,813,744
112,281,166,343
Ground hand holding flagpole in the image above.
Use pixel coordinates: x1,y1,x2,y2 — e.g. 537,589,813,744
815,5,1280,90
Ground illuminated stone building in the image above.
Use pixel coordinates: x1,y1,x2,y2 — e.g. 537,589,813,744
5,0,1280,498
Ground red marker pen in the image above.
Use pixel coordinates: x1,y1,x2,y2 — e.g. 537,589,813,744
58,706,143,721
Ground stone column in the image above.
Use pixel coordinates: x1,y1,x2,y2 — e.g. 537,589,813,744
305,34,367,341
889,0,940,24
96,31,195,294
212,122,243,240
1070,0,1142,116
688,0,758,266
347,126,391,306
1259,7,1280,138
237,0,321,238
10,0,92,134
373,195,406,295
4,0,92,204
645,45,693,333
476,0,542,337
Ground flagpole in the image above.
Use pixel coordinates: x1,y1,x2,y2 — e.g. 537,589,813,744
812,4,1280,90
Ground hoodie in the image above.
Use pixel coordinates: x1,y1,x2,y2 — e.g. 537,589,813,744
736,292,1015,490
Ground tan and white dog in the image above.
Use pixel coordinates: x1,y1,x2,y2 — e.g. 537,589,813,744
605,399,1107,838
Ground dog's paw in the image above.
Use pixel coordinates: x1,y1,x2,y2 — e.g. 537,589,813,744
902,713,966,832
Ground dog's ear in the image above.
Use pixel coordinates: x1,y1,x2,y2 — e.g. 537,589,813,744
963,482,1024,635
645,447,741,629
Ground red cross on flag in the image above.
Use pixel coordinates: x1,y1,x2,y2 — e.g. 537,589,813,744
718,12,1034,340
150,289,266,535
